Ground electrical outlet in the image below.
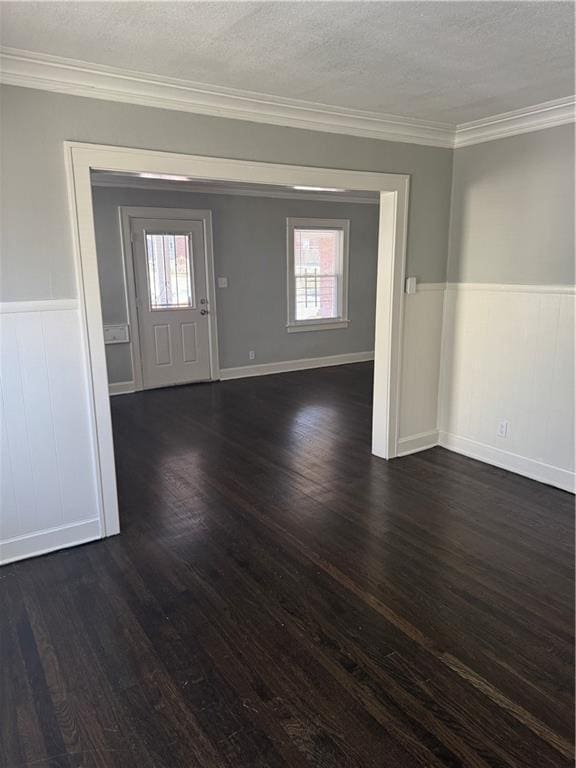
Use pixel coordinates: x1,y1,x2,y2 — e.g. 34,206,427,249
249,350,256,360
497,420,509,438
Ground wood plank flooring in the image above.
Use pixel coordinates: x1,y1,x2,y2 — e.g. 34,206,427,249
1,362,574,767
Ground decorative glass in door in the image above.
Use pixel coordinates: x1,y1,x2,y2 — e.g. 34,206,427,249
145,233,196,310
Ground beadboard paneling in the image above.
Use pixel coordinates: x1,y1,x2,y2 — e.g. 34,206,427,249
398,284,444,448
439,284,575,491
0,301,102,563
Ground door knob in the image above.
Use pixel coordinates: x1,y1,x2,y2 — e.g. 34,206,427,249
200,309,208,315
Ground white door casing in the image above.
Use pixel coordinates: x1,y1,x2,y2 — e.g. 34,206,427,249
65,142,409,541
130,217,211,388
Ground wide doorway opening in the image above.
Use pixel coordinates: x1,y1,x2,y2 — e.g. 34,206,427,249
67,143,409,539
90,171,382,400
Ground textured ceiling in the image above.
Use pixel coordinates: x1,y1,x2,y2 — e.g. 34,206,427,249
1,1,574,124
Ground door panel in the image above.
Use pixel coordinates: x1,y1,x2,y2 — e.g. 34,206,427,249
181,323,198,363
131,218,212,389
153,324,172,366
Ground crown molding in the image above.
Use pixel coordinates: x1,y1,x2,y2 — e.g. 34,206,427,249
90,173,379,204
1,48,574,150
454,96,576,148
0,47,454,148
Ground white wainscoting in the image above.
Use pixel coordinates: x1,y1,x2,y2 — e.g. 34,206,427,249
439,283,575,492
397,283,445,454
3,284,573,566
0,300,103,564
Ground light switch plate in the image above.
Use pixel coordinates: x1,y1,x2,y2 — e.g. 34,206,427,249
405,276,417,294
217,277,228,288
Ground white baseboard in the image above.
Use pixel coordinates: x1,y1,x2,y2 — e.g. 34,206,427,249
220,351,374,380
109,380,135,395
396,430,439,457
0,518,102,565
109,353,374,389
438,432,575,494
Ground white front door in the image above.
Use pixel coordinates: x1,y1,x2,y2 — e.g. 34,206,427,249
131,217,212,389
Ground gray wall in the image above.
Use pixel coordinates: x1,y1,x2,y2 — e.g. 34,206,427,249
0,85,453,304
92,186,380,378
448,123,575,284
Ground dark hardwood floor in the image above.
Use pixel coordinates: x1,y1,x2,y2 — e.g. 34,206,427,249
2,362,574,767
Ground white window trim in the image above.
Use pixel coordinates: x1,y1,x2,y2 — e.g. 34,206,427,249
286,217,350,333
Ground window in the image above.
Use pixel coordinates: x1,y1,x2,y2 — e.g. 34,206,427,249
145,232,196,310
286,218,350,332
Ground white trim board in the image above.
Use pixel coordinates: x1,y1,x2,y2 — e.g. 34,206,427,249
415,282,445,292
2,48,573,148
220,351,374,381
109,352,374,389
396,430,439,457
1,47,453,148
66,141,410,542
454,96,576,148
408,282,575,295
109,380,135,396
394,430,575,493
0,299,79,313
438,432,575,494
0,518,101,565
445,282,576,295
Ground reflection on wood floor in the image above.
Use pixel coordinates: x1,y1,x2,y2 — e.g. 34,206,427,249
2,363,574,767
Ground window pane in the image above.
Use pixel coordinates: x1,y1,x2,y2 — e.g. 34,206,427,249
294,229,340,321
145,233,195,310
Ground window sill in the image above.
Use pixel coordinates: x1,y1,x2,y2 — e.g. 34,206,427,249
286,320,349,333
